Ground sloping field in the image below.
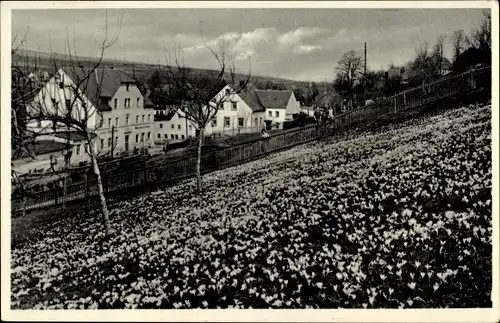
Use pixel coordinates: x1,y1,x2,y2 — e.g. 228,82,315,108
11,104,492,309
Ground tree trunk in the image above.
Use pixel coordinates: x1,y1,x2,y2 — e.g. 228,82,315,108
196,128,204,193
88,140,112,236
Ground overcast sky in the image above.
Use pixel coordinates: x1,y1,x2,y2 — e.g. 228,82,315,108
12,8,486,81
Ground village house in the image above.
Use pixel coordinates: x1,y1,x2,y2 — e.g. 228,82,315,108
256,89,301,129
154,108,197,144
152,82,302,140
24,67,156,165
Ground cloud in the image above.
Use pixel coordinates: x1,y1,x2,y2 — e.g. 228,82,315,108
181,26,329,63
277,26,330,46
294,45,324,55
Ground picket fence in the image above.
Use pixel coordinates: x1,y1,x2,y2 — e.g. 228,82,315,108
11,66,491,214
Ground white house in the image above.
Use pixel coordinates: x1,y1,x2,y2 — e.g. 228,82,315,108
154,83,268,140
256,89,301,129
25,67,156,162
154,109,197,144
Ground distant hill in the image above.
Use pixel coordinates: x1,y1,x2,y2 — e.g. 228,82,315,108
12,49,314,89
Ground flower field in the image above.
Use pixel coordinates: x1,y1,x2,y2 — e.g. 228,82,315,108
11,104,492,309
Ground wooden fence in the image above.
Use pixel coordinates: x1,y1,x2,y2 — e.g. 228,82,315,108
10,66,491,215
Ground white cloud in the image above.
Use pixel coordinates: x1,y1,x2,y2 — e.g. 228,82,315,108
181,26,329,61
294,44,323,55
277,26,330,46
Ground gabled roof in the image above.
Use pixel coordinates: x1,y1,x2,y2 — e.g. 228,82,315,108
51,131,96,142
234,83,266,112
62,67,138,111
255,89,293,109
12,140,72,159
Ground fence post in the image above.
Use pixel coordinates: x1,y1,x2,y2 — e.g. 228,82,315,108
143,159,148,185
103,168,108,194
22,195,27,218
85,173,90,213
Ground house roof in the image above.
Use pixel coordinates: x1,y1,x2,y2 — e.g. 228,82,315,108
255,89,293,109
441,58,452,70
12,140,72,159
234,83,266,112
63,67,145,111
51,131,96,142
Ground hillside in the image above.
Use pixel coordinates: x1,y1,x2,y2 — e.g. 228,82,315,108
12,49,313,89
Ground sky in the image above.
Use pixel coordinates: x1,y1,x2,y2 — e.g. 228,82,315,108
12,8,487,82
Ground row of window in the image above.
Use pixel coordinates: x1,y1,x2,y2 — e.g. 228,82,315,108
158,123,193,131
113,97,141,109
74,131,153,155
108,114,152,127
157,133,190,140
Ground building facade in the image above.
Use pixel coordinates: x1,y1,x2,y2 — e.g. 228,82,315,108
26,67,156,162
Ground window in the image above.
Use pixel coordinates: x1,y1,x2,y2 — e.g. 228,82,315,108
238,118,244,127
224,117,230,128
189,135,192,138
137,97,140,108
84,144,88,153
260,117,263,125
126,114,130,125
268,111,272,117
212,118,217,127
175,134,179,140
142,115,145,123
189,125,193,130
115,137,118,146
114,99,118,109
59,82,64,89
147,132,151,141
231,102,237,111
159,123,163,128
148,114,151,122
126,84,130,92
108,138,111,147
141,133,144,142
66,99,71,108
254,118,258,126
136,134,139,143
157,134,161,139
115,118,119,126
181,135,185,140
76,145,81,155
124,98,131,108
100,139,104,149
171,134,175,139
136,116,139,124
164,134,168,138
171,124,175,129
177,124,181,130
275,111,280,117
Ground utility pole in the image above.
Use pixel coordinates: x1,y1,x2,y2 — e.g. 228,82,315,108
364,42,367,105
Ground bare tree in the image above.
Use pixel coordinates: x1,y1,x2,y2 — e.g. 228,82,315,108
162,26,251,193
409,42,435,82
334,50,363,98
26,13,122,235
451,29,466,64
432,34,447,74
466,10,491,52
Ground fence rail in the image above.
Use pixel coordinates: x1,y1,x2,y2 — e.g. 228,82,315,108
11,66,491,214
